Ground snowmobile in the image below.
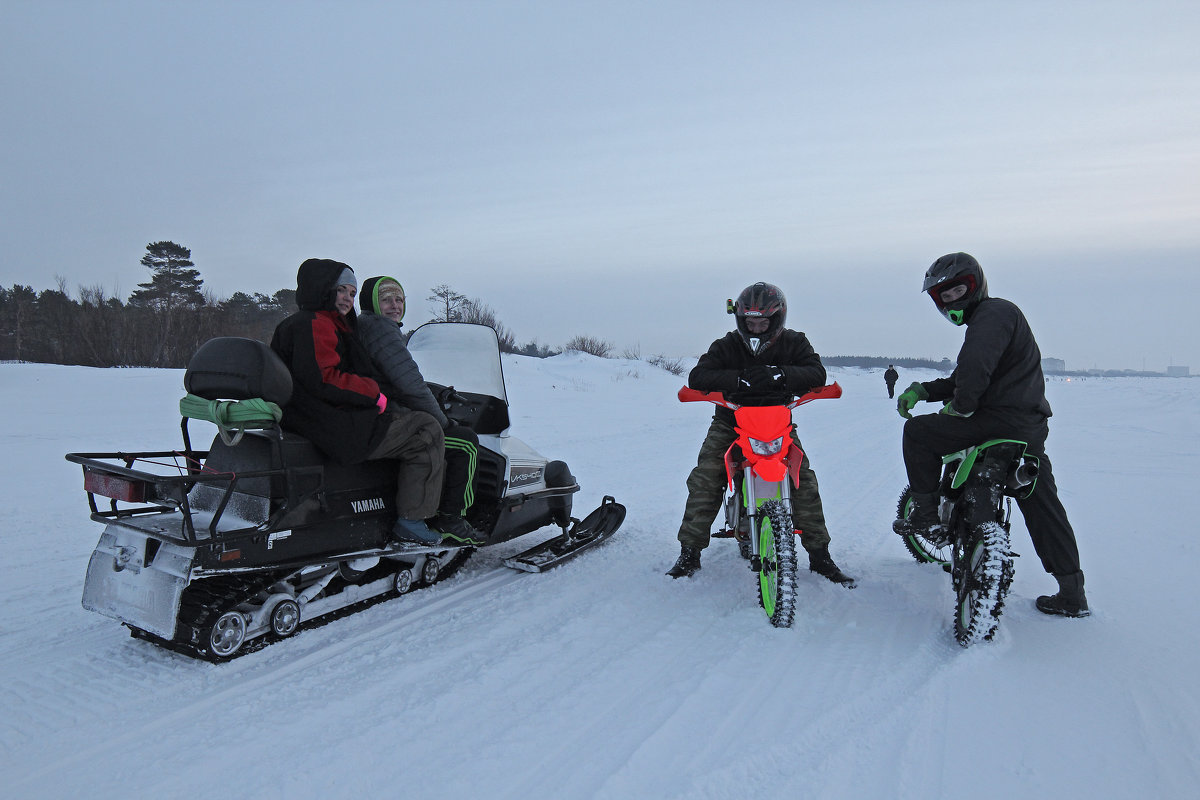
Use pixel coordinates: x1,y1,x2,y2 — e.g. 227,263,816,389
894,439,1038,646
67,322,625,660
678,382,841,627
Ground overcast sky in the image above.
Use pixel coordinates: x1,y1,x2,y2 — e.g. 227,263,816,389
2,1,1197,371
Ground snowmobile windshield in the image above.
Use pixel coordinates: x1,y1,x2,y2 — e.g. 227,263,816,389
407,322,509,406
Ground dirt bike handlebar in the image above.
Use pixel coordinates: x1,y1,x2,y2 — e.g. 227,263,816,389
677,382,842,410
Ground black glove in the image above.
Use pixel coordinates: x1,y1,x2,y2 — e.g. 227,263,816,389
738,365,786,391
436,385,464,409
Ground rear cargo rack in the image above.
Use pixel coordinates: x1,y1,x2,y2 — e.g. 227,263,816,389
64,449,319,545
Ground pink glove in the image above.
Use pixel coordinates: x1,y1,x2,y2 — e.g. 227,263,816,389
376,393,388,414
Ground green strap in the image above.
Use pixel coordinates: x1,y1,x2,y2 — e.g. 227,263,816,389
179,394,282,445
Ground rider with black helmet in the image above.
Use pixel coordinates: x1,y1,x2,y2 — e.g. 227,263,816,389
894,253,1089,617
667,282,855,586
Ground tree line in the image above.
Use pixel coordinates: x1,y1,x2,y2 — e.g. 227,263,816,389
0,241,588,368
1,240,951,372
0,242,297,368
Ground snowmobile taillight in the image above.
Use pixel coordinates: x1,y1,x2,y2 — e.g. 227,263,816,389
84,469,147,503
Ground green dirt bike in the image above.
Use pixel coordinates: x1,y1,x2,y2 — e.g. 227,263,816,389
896,439,1039,646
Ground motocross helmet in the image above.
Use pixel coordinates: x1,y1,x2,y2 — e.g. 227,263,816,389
922,252,988,326
729,282,787,355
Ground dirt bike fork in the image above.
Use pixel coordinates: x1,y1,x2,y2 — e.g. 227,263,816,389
740,466,793,560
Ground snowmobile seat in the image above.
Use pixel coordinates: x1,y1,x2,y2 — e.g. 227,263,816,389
197,429,393,500
180,336,405,530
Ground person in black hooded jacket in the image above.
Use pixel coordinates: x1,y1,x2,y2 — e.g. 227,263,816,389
270,258,447,545
893,252,1088,617
667,282,854,587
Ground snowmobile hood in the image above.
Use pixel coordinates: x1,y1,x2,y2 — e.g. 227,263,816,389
296,258,355,314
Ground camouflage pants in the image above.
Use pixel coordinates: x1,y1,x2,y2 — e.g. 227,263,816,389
677,417,831,552
367,408,446,520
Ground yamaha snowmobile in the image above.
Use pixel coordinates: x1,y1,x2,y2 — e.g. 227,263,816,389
68,322,625,660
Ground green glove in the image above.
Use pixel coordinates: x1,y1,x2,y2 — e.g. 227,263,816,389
940,400,972,417
897,382,928,419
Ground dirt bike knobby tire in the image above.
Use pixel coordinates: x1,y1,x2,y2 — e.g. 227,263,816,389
757,499,798,628
953,520,1015,647
896,487,952,566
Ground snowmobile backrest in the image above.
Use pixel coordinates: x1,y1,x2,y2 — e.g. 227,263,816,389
184,337,293,404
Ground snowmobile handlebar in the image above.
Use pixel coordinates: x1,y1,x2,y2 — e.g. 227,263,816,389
677,382,842,410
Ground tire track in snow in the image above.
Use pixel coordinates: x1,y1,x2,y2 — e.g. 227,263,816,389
9,565,525,794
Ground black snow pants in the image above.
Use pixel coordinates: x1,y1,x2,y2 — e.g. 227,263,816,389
441,423,479,517
901,409,1081,577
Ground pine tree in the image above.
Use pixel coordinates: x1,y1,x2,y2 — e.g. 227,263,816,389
129,241,205,311
128,241,206,366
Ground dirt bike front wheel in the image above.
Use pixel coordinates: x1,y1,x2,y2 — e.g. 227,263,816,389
953,520,1015,647
757,499,798,628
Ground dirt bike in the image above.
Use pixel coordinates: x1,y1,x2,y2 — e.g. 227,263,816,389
678,382,842,628
895,438,1039,646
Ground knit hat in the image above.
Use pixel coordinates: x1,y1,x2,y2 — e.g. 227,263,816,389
336,267,357,289
360,276,406,320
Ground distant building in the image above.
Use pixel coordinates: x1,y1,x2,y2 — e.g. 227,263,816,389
1042,357,1066,374
1167,365,1190,377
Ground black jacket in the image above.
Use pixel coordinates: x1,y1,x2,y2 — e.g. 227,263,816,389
689,329,827,424
921,297,1052,419
270,260,394,464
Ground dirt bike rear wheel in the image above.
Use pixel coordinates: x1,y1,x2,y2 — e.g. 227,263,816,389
953,520,1014,647
896,487,952,566
757,499,798,628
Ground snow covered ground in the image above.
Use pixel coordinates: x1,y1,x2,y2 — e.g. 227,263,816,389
2,355,1198,799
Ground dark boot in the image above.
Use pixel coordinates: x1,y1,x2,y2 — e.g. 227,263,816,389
666,545,702,578
429,512,486,546
808,547,856,588
392,517,440,545
892,491,946,544
1036,571,1090,617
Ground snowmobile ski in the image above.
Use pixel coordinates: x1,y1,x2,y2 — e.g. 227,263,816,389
504,496,626,573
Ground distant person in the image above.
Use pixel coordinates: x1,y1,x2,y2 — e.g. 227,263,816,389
667,282,854,586
893,253,1088,617
884,365,899,398
269,258,446,545
357,275,484,545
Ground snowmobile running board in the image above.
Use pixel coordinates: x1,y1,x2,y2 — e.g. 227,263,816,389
504,496,626,573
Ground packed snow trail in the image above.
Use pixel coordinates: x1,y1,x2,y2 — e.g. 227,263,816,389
2,360,1199,798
